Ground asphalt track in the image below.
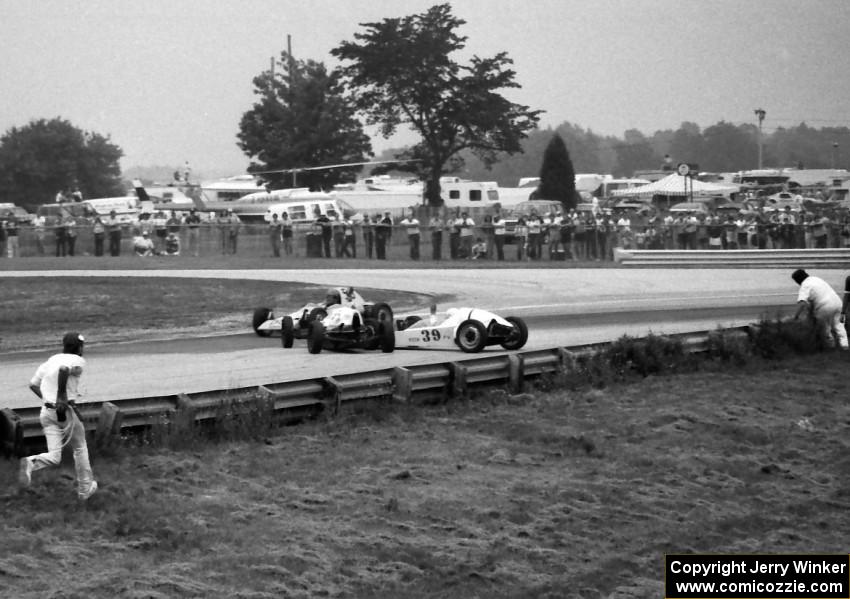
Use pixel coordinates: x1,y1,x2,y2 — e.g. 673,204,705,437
1,267,843,410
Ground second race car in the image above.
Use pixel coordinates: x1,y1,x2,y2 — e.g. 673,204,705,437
252,287,395,354
393,306,528,353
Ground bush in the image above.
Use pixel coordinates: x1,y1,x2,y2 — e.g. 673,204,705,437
749,317,824,359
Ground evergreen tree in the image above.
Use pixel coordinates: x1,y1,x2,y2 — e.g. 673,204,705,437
536,133,576,211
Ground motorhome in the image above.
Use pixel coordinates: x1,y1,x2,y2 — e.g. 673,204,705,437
331,176,507,213
200,175,266,203
595,178,651,199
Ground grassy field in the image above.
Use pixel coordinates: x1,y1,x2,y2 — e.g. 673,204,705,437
1,351,848,598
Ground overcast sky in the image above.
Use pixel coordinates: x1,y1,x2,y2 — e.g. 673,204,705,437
2,0,848,177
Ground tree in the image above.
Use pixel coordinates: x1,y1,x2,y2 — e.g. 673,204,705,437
0,118,123,211
237,52,372,191
536,133,577,211
331,3,541,206
701,121,757,171
614,129,660,177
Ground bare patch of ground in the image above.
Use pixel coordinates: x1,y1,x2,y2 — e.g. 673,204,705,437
1,352,848,598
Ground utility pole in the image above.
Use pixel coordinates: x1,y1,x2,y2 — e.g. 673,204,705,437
754,108,766,169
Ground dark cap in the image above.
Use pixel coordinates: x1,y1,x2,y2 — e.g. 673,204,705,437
791,269,808,284
62,331,85,353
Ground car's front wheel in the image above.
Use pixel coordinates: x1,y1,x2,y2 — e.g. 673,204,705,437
281,316,294,348
500,316,528,350
252,307,273,337
378,321,395,353
456,320,488,353
307,320,325,354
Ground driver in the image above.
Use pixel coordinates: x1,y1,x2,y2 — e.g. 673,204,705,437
324,288,342,308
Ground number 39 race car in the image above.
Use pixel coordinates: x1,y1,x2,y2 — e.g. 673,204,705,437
252,287,395,354
393,307,528,353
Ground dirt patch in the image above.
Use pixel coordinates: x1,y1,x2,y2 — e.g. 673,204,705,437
1,352,848,598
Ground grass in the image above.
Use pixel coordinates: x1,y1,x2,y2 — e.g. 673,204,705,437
1,351,849,598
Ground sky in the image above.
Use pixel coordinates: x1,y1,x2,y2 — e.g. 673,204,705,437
2,0,849,178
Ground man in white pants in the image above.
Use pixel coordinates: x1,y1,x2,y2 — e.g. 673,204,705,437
19,332,98,500
791,269,849,350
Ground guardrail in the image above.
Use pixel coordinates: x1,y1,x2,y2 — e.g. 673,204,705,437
0,327,750,457
613,247,850,267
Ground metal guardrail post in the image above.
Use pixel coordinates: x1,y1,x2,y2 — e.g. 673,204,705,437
323,377,343,415
448,362,468,399
508,354,525,394
0,407,23,458
392,367,412,402
175,393,196,433
94,402,122,449
557,347,576,374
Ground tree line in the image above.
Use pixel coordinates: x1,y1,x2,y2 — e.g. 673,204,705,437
0,3,847,212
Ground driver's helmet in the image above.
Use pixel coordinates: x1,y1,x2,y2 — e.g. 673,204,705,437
325,288,341,306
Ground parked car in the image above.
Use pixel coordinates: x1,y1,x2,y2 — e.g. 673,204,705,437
667,202,710,215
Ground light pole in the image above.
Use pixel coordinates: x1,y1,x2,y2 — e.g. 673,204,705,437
754,108,766,169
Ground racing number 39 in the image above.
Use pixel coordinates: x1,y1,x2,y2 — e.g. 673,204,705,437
421,329,442,342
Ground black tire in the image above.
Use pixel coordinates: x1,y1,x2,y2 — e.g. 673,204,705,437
362,324,380,351
500,316,529,350
307,307,328,323
455,319,488,353
252,307,273,337
378,321,395,353
369,302,393,323
281,316,294,348
307,320,324,354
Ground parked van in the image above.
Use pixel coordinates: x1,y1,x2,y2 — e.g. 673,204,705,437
82,196,141,224
36,202,97,225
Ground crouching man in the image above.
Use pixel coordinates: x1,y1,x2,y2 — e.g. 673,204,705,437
792,269,849,350
19,332,98,500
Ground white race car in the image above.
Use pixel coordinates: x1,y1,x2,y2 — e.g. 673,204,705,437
252,287,395,354
393,306,528,353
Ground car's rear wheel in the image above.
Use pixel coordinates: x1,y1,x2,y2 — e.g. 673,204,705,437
500,316,528,350
252,307,273,337
281,316,294,348
370,302,393,323
307,320,324,354
456,320,488,353
378,321,395,353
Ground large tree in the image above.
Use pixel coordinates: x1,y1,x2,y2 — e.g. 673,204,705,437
237,52,373,191
331,3,541,206
536,133,577,210
0,118,123,211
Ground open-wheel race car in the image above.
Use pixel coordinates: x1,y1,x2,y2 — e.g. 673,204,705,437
252,287,395,354
393,306,528,353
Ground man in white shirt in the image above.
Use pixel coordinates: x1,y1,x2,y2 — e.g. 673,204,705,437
792,269,848,350
20,332,98,500
400,212,421,260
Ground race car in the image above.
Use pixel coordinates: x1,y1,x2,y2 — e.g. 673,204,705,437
252,287,395,354
392,306,528,353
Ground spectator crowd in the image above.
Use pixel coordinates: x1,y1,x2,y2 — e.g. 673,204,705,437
2,202,850,262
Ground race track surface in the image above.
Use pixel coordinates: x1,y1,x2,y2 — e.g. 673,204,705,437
1,267,841,409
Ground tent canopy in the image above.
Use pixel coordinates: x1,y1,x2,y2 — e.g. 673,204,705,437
610,173,739,197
